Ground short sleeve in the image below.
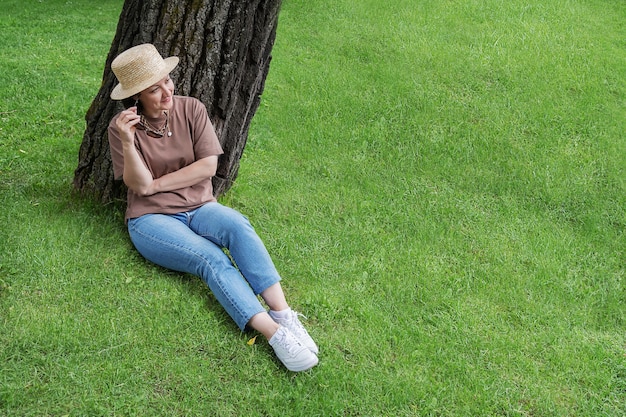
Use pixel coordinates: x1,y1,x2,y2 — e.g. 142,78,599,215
189,98,223,160
108,115,125,181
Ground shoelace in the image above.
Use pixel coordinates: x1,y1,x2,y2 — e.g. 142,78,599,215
277,329,305,356
286,312,311,335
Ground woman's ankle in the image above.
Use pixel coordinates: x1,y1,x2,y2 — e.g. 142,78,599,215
248,312,280,340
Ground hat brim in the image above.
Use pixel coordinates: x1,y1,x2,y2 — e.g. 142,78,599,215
110,56,179,100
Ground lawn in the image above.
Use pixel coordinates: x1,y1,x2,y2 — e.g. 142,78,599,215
1,0,625,416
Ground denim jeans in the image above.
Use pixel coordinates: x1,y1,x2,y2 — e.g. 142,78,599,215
127,202,281,330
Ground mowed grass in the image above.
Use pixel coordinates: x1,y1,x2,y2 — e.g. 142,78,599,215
1,0,625,415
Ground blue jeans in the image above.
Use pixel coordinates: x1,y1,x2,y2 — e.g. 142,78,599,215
127,202,281,330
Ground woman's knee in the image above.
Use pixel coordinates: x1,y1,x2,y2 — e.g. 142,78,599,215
192,203,254,243
203,203,249,227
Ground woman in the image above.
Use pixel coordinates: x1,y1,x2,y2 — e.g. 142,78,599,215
107,43,318,372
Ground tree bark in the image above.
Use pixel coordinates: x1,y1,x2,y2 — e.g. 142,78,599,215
73,0,282,202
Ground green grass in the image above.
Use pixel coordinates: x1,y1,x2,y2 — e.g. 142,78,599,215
1,0,625,415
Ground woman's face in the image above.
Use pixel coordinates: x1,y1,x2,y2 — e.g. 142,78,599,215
137,75,175,117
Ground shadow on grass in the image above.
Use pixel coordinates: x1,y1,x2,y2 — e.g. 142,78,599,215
1,177,241,337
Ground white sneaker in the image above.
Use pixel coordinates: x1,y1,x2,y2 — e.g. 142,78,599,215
270,310,319,355
269,326,318,372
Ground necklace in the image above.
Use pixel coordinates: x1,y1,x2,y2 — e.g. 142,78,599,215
140,111,172,138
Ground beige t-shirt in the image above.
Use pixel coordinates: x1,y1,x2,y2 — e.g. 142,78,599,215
108,96,224,221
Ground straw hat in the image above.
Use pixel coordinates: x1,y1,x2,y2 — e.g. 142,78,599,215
110,43,179,100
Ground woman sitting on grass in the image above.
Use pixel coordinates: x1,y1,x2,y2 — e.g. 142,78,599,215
107,43,318,372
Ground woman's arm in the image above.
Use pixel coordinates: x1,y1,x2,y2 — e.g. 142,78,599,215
124,151,217,197
143,155,218,196
115,107,155,195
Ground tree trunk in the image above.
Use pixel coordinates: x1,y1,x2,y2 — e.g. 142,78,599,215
73,0,282,202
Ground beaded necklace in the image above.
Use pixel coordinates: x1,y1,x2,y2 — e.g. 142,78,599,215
140,111,172,137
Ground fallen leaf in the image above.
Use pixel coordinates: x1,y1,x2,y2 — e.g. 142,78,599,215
247,335,258,346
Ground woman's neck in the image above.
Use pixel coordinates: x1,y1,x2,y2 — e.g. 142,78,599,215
142,109,165,119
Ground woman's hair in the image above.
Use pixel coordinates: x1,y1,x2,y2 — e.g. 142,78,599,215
121,96,143,112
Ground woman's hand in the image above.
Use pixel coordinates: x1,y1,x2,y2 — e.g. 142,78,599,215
115,106,141,147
